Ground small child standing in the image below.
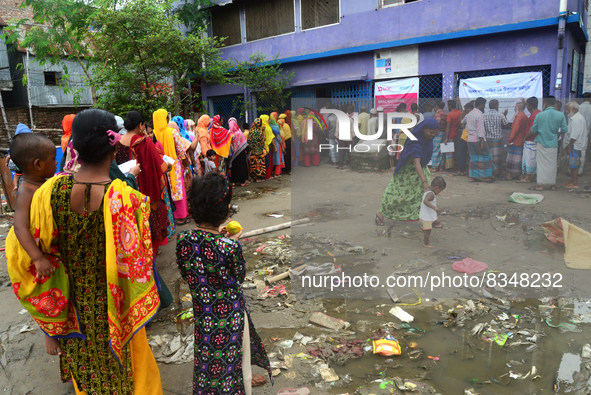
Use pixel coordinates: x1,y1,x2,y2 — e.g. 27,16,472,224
420,176,446,248
176,172,272,395
203,149,218,174
10,132,60,354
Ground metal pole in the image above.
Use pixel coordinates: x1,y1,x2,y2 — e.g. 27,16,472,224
25,50,35,129
0,93,10,140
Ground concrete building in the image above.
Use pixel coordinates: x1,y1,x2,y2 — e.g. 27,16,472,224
0,0,92,147
202,0,589,123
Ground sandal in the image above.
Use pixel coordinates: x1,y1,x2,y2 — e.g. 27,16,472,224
375,211,384,226
175,218,191,225
516,179,530,183
528,186,543,191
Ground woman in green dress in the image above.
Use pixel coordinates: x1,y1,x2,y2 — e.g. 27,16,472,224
376,118,440,225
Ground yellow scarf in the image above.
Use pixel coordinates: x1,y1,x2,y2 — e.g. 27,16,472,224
260,115,274,152
279,115,291,139
153,109,179,195
7,176,160,365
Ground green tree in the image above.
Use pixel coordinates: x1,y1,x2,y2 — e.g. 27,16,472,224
91,0,231,115
2,0,103,105
233,53,294,118
174,0,212,36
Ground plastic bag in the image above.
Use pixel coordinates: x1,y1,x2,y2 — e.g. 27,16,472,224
373,339,401,356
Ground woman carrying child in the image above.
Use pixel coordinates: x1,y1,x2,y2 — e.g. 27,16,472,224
176,172,272,394
376,118,440,226
7,109,162,394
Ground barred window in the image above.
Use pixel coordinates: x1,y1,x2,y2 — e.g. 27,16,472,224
211,3,241,46
380,0,420,8
301,0,339,30
245,0,295,42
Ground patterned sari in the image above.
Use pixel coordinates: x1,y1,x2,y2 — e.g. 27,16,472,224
247,119,266,179
6,176,161,394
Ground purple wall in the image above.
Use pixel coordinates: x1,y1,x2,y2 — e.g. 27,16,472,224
220,0,563,63
419,27,558,98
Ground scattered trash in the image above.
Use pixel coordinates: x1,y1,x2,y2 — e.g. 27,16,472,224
148,334,193,364
542,218,591,269
452,258,488,274
173,308,194,323
268,214,284,218
319,367,339,382
18,309,27,315
259,284,287,299
252,374,268,387
256,244,267,252
279,340,294,348
508,192,544,205
389,306,414,323
428,356,439,361
386,289,400,303
545,318,578,331
226,221,243,235
582,344,591,359
19,325,35,333
309,312,351,330
276,388,310,395
181,293,192,302
372,339,401,356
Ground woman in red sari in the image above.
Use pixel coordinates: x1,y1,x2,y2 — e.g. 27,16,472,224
115,111,171,253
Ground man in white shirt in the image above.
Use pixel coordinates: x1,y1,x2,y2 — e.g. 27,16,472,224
367,108,379,136
563,101,588,188
577,93,591,174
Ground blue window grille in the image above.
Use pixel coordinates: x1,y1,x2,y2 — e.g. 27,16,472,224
208,94,244,125
290,87,317,111
418,74,443,112
331,82,372,112
454,65,552,97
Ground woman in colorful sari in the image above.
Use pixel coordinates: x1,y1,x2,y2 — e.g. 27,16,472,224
60,114,75,154
279,112,292,174
153,109,191,226
196,114,212,157
247,118,267,182
301,111,321,167
269,112,285,176
210,115,233,174
375,118,439,226
293,109,305,167
172,115,193,142
260,115,275,179
228,117,249,187
7,109,162,394
115,111,171,254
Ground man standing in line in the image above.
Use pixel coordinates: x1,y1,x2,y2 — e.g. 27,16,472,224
326,104,339,166
518,97,541,184
575,93,591,175
563,101,588,188
465,97,495,183
527,96,568,191
358,106,370,136
367,108,379,136
504,102,528,180
444,100,462,172
483,99,509,177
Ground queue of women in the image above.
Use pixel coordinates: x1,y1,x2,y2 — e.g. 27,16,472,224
5,107,308,395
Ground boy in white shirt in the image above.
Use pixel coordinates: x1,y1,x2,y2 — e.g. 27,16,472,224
420,176,446,248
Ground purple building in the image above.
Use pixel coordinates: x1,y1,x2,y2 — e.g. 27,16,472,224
203,0,588,122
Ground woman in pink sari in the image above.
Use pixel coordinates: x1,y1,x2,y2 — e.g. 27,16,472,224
228,117,250,187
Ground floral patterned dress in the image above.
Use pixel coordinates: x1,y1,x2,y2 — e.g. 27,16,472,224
176,230,272,395
53,176,134,394
380,162,431,221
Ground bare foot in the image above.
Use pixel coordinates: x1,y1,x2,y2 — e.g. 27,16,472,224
423,244,435,248
45,336,62,356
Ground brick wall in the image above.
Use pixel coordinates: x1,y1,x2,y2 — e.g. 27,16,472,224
0,106,86,148
0,0,33,25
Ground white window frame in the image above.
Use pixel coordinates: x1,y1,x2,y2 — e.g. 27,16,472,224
299,0,341,32
244,0,297,43
380,0,421,9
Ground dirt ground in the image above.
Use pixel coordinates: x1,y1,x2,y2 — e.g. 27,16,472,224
1,157,591,395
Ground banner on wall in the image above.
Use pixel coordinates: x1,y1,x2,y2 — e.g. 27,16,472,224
459,72,543,121
374,77,420,113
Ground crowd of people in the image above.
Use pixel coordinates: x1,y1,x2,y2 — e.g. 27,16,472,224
3,95,589,393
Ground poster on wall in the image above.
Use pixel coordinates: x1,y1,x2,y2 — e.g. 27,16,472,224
374,77,420,113
572,50,580,93
374,46,419,80
459,72,543,121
